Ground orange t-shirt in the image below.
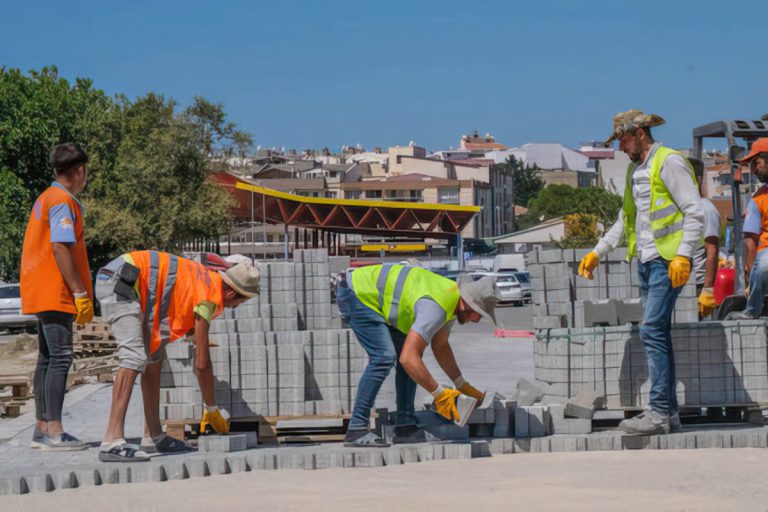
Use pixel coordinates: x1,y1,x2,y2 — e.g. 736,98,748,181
20,184,92,314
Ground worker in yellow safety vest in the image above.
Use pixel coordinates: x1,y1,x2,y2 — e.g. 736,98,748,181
334,264,498,447
579,110,703,435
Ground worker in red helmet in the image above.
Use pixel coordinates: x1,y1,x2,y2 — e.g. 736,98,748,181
728,138,768,319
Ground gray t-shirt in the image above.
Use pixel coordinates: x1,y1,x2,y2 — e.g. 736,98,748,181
694,198,721,286
411,297,455,343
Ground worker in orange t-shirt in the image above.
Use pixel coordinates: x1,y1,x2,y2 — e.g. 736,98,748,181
20,143,94,451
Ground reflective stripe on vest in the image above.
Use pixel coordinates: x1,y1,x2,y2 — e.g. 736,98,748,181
143,250,179,345
622,146,697,261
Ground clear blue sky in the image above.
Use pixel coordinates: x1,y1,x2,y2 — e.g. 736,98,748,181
2,0,766,153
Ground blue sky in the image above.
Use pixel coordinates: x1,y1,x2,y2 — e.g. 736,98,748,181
2,0,766,152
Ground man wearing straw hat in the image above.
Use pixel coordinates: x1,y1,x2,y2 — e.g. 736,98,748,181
94,251,260,461
578,110,703,434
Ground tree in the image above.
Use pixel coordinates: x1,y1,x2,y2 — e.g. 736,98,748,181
502,155,543,208
0,66,120,279
516,184,622,234
0,67,248,277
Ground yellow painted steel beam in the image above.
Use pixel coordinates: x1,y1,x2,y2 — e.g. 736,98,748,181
361,243,427,252
235,181,480,213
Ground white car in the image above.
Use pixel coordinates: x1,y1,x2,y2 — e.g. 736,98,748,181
0,283,36,333
467,271,524,307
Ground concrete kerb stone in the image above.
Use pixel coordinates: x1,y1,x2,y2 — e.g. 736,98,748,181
4,427,768,495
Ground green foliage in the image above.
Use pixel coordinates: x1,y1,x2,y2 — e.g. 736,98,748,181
556,213,601,249
0,167,29,280
517,184,622,233
0,67,248,277
501,155,544,208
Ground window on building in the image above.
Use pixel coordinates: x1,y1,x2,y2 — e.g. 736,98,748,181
409,190,423,201
366,190,382,199
438,187,459,204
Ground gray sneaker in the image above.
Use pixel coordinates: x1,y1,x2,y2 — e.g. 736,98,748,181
39,432,88,451
29,429,48,449
670,413,682,432
619,410,670,435
726,310,755,320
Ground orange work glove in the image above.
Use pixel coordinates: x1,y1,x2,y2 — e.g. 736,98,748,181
74,292,94,325
668,256,691,288
200,406,230,434
697,287,716,317
458,382,486,404
578,251,600,280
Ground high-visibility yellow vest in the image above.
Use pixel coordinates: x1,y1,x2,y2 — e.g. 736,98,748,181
622,146,697,261
350,264,459,335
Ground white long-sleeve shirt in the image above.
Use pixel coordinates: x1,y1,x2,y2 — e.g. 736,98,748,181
595,144,703,262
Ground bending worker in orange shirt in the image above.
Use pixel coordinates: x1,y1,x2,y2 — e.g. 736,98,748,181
94,252,260,462
21,143,94,451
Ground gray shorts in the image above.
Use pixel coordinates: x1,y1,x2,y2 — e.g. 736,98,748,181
95,257,166,372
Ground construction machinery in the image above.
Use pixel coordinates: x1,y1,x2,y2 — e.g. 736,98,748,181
692,115,768,294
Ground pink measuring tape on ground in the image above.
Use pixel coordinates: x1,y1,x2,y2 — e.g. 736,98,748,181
494,328,535,338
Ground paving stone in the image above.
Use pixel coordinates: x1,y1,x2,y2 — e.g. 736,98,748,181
20,473,55,493
225,455,248,473
515,378,544,407
470,440,491,458
199,434,248,453
515,406,550,437
548,404,592,434
162,459,190,480
71,465,104,487
565,389,605,419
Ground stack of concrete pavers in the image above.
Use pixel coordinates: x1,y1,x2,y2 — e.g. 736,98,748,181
534,319,768,409
529,247,698,330
159,249,366,421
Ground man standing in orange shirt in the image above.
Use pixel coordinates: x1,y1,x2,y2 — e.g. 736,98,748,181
20,143,94,451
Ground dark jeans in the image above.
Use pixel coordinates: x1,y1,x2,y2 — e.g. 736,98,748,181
638,258,682,416
336,285,418,430
33,311,75,422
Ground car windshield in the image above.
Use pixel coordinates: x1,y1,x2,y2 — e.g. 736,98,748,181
497,274,518,284
0,285,20,299
514,272,529,284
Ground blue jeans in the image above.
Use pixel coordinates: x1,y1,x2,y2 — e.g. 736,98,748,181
638,258,682,416
336,285,418,430
747,249,768,317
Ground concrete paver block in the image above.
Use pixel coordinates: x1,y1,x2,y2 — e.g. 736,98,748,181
199,434,248,453
516,378,544,407
565,389,605,419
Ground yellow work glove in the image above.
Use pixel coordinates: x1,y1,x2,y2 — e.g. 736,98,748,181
668,256,691,288
73,293,94,325
458,382,486,404
698,287,716,317
578,251,600,280
433,388,462,422
200,406,230,434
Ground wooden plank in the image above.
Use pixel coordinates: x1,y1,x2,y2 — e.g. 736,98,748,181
278,434,345,444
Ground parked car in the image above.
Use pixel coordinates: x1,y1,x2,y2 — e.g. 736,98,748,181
0,284,36,333
494,272,525,306
513,271,532,304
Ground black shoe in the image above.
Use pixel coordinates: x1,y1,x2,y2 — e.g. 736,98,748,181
393,425,436,444
343,429,390,448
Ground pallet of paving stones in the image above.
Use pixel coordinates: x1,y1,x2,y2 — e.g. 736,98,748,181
158,249,363,423
533,319,768,409
74,318,116,357
528,247,698,330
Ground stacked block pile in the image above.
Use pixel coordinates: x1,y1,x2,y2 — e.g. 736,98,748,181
529,247,698,330
534,320,768,409
159,250,366,420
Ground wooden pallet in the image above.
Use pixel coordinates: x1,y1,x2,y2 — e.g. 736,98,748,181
162,414,350,444
0,375,31,417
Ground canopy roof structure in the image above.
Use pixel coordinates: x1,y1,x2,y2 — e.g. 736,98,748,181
231,179,479,239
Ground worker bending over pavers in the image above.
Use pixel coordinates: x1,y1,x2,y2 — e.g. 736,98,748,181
21,143,94,451
579,110,703,435
94,251,260,461
335,263,498,447
730,138,768,320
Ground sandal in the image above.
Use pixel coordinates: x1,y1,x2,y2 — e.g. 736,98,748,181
99,443,151,462
151,435,191,454
343,431,390,448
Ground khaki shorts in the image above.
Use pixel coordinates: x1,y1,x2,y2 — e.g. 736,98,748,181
95,257,166,372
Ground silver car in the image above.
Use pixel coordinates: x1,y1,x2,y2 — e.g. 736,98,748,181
0,284,36,333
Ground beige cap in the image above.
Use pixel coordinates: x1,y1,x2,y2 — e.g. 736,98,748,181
220,263,261,298
457,275,499,326
605,109,665,144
